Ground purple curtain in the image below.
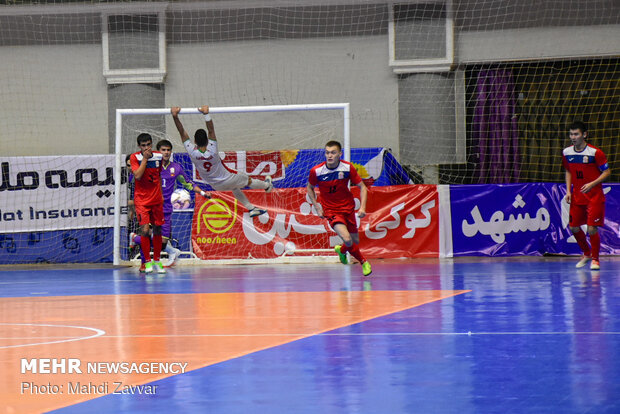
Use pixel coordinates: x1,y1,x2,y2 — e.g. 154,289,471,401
474,69,520,183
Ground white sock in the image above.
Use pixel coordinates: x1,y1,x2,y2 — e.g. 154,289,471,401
248,179,269,190
164,242,176,254
232,188,254,210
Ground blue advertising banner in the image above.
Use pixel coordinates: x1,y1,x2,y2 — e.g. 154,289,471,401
0,228,114,264
451,183,619,257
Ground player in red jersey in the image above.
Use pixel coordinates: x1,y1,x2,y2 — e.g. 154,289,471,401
130,133,166,274
307,141,371,276
562,121,611,270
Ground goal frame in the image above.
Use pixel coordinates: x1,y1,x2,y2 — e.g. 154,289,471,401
113,103,351,265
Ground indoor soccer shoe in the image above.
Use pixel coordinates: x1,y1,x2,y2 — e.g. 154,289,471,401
265,175,273,193
249,207,267,217
139,263,146,273
334,245,348,265
575,255,591,268
362,261,372,276
590,260,600,270
154,261,166,274
165,248,181,267
144,261,154,274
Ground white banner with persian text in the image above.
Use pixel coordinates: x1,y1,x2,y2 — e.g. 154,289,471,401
0,155,127,233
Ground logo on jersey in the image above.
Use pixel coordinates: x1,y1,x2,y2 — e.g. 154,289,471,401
583,156,588,163
338,172,344,179
197,198,238,234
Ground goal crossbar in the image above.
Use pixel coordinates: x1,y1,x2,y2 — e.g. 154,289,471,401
113,103,351,265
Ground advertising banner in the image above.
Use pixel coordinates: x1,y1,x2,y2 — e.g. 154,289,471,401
0,155,127,233
450,183,619,256
191,185,439,259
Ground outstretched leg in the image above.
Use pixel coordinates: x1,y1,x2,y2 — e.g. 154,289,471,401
248,176,273,193
232,188,267,217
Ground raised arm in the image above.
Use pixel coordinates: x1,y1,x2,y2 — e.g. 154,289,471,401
171,107,190,143
197,105,217,141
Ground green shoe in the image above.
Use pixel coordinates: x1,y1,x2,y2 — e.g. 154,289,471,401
362,261,372,276
334,245,348,264
144,261,154,274
154,261,166,274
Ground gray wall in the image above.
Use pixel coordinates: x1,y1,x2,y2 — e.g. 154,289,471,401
0,0,618,163
164,36,398,154
0,44,108,156
108,83,166,156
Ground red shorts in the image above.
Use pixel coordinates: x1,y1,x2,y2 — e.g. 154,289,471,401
325,210,358,234
569,202,605,227
135,203,165,227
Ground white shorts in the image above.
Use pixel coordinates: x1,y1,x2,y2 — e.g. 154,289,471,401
211,172,250,191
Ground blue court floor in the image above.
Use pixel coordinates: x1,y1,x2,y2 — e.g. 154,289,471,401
0,256,619,414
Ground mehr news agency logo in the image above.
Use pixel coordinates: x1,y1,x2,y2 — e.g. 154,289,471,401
20,358,188,396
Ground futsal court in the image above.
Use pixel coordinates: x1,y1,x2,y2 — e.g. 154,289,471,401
1,256,618,414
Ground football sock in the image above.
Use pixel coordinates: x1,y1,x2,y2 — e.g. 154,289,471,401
134,235,146,263
152,234,162,261
348,243,366,264
590,232,600,261
232,188,254,210
249,179,269,190
140,235,151,263
164,243,176,254
573,230,591,257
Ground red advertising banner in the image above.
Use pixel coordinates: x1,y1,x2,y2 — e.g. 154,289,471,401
192,185,439,259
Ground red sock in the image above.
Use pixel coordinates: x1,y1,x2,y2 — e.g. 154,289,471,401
152,234,162,261
348,243,366,264
590,232,600,261
573,230,591,257
340,244,350,254
140,235,151,261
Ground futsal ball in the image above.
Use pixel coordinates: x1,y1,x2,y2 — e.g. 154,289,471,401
171,188,192,210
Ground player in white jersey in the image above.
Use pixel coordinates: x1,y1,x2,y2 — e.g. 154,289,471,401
171,106,273,217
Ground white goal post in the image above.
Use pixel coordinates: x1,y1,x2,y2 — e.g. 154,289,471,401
113,103,351,265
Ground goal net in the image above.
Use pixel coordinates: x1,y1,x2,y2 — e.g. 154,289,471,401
0,0,618,264
115,104,367,265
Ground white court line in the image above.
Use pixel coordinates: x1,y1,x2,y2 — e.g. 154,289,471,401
0,323,106,349
90,331,620,338
0,336,86,339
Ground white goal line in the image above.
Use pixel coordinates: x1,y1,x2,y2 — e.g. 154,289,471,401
113,103,351,265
